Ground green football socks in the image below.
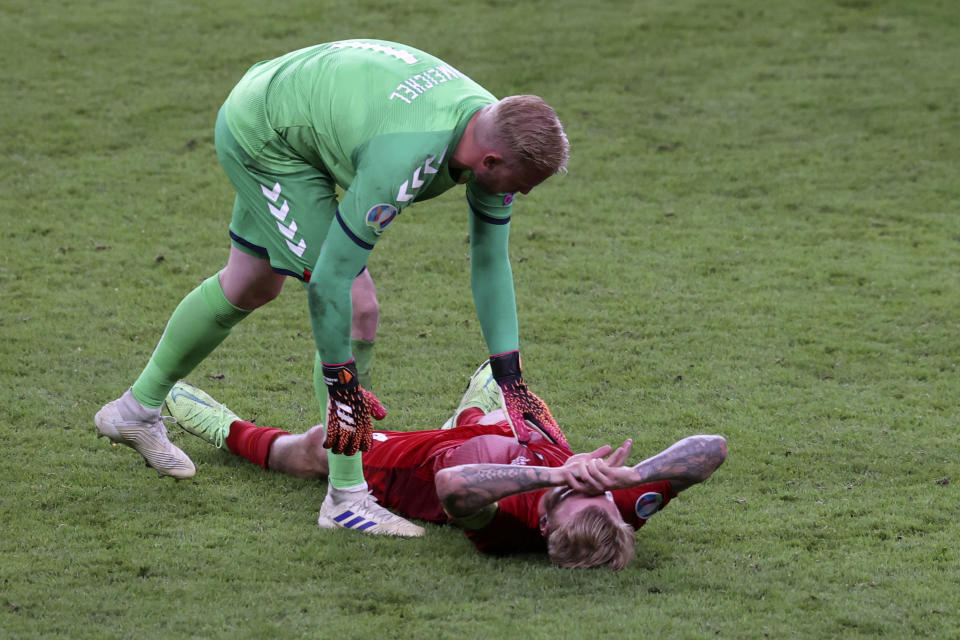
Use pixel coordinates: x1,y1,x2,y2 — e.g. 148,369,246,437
131,274,251,409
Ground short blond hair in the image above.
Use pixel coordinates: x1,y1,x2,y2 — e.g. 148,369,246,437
488,95,569,177
546,505,636,571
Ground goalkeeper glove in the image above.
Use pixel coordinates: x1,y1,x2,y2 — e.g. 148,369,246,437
489,351,568,448
321,359,386,455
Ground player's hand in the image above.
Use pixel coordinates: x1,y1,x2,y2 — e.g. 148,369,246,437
604,438,632,467
560,440,634,494
564,445,614,467
489,351,568,448
321,360,387,455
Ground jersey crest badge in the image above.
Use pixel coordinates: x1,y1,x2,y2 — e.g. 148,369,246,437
634,492,663,520
365,203,398,234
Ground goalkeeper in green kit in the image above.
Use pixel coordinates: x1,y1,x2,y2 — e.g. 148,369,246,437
95,40,570,537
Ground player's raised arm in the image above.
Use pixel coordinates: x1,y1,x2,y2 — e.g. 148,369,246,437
435,444,624,520
576,435,728,495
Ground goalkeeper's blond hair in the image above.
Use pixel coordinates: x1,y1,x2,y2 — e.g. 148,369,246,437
487,95,569,177
546,505,636,571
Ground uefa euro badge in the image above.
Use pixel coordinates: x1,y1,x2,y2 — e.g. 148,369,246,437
365,203,399,234
634,492,663,520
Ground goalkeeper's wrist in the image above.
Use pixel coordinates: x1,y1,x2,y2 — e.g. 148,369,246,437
489,350,522,384
321,359,359,388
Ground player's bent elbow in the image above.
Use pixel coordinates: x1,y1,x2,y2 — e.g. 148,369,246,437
711,434,727,460
702,435,727,480
434,468,469,515
435,468,456,503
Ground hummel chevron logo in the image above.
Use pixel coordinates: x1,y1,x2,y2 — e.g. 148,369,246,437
396,183,413,203
397,171,422,203
276,219,298,240
261,182,282,202
410,167,425,189
396,147,447,202
423,151,442,175
259,181,307,258
269,201,289,221
286,239,306,257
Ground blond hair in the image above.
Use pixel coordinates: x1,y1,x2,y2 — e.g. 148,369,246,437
488,95,569,177
546,505,636,571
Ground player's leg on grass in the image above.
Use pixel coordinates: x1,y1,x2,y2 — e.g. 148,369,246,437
95,248,283,478
164,380,424,536
164,380,327,475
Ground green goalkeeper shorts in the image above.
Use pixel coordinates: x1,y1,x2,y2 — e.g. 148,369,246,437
215,106,338,282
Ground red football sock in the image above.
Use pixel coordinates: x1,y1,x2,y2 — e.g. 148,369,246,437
225,421,289,470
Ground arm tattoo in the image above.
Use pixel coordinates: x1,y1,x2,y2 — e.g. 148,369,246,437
442,464,555,517
632,435,726,490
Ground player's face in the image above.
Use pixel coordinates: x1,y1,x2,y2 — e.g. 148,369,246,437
539,488,623,536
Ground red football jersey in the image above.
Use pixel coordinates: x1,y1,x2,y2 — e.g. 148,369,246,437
363,411,676,554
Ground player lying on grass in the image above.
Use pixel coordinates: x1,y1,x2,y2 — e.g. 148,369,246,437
164,363,726,568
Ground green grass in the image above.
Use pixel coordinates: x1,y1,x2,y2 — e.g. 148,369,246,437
2,0,959,637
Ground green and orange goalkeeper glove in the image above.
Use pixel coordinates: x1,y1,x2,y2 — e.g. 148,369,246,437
321,359,386,455
489,351,568,449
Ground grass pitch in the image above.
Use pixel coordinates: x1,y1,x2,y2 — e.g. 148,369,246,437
2,0,958,638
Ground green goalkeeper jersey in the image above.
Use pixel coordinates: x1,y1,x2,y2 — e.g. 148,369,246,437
222,39,513,245
221,40,519,363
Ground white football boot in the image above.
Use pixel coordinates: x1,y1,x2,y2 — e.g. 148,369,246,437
95,389,196,479
317,485,425,537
